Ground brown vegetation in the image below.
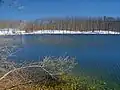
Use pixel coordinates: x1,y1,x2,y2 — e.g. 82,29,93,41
0,66,61,90
24,16,120,32
0,16,120,32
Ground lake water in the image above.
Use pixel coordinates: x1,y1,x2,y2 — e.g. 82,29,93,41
2,34,120,87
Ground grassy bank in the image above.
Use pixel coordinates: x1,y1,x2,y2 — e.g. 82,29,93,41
0,56,119,90
3,74,111,90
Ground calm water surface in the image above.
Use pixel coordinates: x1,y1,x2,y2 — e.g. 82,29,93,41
4,34,120,85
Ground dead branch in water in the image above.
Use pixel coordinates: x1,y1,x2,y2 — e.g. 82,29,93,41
0,56,77,90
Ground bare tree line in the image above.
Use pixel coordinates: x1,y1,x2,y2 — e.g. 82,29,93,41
24,16,120,32
0,16,120,32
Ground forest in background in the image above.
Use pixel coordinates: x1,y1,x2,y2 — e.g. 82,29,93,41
0,16,120,32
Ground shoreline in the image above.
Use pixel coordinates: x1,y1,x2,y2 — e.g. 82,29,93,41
0,29,120,35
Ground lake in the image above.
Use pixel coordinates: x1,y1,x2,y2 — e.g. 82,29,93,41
2,34,120,87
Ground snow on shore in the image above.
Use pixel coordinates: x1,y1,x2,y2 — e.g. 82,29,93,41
32,30,120,34
0,28,25,35
0,28,120,35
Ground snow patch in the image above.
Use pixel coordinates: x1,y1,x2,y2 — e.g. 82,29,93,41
0,28,120,35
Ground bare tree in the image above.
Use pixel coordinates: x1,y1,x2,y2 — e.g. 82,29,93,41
0,29,77,89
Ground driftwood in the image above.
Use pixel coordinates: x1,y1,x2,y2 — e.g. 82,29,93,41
0,66,61,90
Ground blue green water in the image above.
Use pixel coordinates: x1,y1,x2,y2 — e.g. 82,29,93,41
6,34,120,87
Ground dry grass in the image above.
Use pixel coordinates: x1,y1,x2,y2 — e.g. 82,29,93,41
0,52,116,90
0,73,111,90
